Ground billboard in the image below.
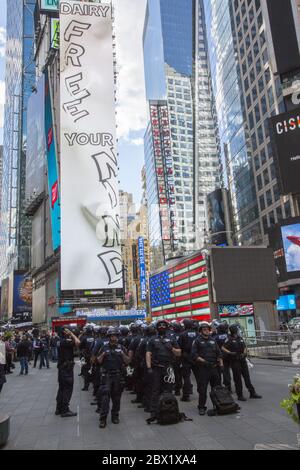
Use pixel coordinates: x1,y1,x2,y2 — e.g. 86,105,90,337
26,75,45,201
50,18,59,49
138,237,147,301
40,0,59,13
45,70,61,250
206,189,227,246
270,108,300,195
150,253,210,320
276,295,296,311
0,278,9,320
13,274,33,317
281,223,300,273
218,304,254,317
210,248,278,303
60,1,122,291
75,309,146,322
266,0,300,75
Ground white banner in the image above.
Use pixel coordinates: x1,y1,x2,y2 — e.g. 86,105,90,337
60,1,122,290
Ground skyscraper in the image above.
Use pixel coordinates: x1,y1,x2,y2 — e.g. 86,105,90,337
143,0,220,269
0,0,35,279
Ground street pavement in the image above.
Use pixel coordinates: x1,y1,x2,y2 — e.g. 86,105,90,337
0,359,299,450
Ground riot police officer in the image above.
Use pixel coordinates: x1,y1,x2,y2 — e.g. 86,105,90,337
170,321,183,396
178,319,199,402
80,326,95,391
215,321,232,392
192,322,223,416
55,326,80,417
146,320,181,420
222,324,262,401
97,327,130,428
128,323,142,401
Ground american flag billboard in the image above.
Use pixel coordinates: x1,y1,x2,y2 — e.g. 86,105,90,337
150,254,211,321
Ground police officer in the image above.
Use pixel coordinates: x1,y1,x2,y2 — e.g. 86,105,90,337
119,326,131,352
146,320,181,420
55,326,80,417
97,327,130,428
170,321,183,397
192,322,223,416
215,321,232,392
178,319,199,402
80,326,95,391
128,323,142,402
222,324,262,402
91,327,110,410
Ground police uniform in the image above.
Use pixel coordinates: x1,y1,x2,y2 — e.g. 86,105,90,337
170,327,183,396
215,332,232,392
128,333,142,399
98,343,127,423
146,334,179,418
80,334,95,391
178,329,199,400
223,336,256,398
56,337,76,415
191,334,222,411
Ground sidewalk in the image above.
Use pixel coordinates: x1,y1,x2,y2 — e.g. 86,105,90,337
0,360,299,450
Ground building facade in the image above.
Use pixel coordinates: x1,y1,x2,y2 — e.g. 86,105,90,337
143,0,221,270
0,0,35,280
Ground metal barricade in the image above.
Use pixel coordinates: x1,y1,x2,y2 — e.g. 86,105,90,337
244,330,300,362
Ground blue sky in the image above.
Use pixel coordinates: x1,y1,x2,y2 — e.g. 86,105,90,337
0,0,146,206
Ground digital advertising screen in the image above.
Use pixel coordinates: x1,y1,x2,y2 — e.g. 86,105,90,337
281,223,300,273
276,295,296,311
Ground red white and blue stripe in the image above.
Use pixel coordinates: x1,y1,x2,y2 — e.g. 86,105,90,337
150,254,211,321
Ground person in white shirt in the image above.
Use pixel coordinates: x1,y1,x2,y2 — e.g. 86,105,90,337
0,335,7,394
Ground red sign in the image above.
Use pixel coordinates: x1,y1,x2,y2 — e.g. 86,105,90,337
51,181,59,209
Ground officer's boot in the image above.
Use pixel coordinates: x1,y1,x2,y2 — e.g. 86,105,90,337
99,418,107,428
249,391,262,399
112,415,120,424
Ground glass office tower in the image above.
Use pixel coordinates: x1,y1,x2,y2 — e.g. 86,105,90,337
143,0,220,267
0,0,35,278
203,0,260,246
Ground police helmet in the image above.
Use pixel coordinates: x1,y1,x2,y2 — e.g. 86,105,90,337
182,319,193,330
192,320,199,331
217,322,229,334
120,326,129,336
229,324,239,336
107,327,120,337
99,326,108,336
199,321,211,331
129,323,139,333
171,321,182,333
85,325,94,335
156,319,169,329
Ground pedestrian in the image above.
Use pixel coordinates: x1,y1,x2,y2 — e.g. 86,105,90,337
55,326,80,417
222,324,262,402
97,327,130,429
50,333,59,362
32,335,41,368
39,332,50,369
17,334,32,375
146,320,181,421
0,334,7,394
192,322,223,416
4,334,15,374
170,321,183,397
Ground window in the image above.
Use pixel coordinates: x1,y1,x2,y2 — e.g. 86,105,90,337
259,195,265,211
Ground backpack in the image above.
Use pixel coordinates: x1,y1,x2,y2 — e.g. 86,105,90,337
157,393,181,425
210,386,240,416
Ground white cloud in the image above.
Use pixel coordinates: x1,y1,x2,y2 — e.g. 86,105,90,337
0,27,6,58
113,0,148,141
0,80,5,129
